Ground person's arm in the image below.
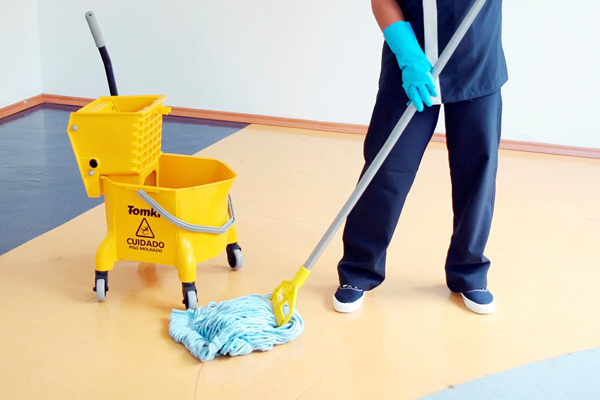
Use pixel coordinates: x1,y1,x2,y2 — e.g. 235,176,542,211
371,0,405,31
372,0,437,111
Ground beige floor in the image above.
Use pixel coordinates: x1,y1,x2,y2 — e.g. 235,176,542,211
0,124,599,399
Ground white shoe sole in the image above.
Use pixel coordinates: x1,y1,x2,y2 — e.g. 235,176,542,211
461,293,497,314
332,292,365,313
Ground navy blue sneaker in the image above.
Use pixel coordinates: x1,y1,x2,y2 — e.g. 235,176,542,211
333,284,365,313
461,288,496,314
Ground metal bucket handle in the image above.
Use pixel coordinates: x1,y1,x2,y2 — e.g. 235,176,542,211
137,189,235,234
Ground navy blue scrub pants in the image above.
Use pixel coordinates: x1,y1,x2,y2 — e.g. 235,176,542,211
337,89,502,293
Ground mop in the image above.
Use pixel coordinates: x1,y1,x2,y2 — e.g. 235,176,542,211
169,295,303,362
169,0,487,361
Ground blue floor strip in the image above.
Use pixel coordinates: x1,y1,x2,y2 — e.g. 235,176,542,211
0,104,247,255
418,347,600,400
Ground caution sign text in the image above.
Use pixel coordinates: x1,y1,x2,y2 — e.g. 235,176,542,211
127,218,165,253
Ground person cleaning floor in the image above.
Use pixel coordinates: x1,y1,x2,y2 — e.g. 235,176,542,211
333,0,508,314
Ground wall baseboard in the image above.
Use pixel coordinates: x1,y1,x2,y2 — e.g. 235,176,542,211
41,94,94,107
0,94,44,119
2,94,599,160
169,105,368,135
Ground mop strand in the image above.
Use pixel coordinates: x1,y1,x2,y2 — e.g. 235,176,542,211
169,294,303,362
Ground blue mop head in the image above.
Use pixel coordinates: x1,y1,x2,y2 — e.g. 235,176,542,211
169,294,303,362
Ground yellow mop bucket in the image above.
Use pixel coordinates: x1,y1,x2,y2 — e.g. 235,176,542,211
98,154,241,308
67,95,243,309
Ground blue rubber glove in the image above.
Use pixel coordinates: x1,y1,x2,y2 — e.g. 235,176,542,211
384,21,438,111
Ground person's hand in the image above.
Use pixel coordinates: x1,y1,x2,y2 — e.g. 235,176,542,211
384,21,438,111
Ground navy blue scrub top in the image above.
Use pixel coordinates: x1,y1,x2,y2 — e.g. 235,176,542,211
379,0,508,103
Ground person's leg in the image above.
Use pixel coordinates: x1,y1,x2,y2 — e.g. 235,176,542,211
337,90,440,293
443,91,502,298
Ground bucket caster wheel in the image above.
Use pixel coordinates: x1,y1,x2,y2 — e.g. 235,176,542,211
94,270,109,302
182,282,198,310
226,243,243,271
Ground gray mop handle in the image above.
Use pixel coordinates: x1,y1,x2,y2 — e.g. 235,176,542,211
303,0,487,271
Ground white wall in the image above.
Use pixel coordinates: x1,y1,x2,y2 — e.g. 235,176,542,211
15,0,600,149
500,0,600,149
0,0,43,108
37,0,381,126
